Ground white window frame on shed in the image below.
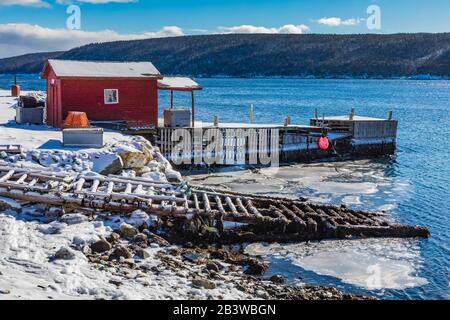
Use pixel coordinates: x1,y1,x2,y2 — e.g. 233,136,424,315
104,89,119,105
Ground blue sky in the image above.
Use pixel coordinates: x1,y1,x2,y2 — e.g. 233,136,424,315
0,0,449,58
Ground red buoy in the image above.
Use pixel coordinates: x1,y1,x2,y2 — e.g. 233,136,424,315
318,136,330,150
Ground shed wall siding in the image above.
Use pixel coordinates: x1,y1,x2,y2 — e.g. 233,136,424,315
60,79,158,127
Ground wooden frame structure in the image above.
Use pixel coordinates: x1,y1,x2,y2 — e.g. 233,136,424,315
0,165,429,242
157,77,203,127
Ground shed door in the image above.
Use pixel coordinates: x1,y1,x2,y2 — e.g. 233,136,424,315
49,81,56,127
50,80,62,128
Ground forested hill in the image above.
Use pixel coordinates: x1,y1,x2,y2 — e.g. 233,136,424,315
1,33,450,77
0,51,63,74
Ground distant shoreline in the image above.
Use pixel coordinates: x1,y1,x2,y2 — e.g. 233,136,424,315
1,34,450,78
1,73,449,82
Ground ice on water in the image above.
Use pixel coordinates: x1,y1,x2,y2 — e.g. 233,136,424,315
246,238,428,291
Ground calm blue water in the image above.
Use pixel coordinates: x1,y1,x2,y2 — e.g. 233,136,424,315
0,74,45,91
1,75,449,300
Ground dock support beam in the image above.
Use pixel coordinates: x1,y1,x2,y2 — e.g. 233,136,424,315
191,91,195,127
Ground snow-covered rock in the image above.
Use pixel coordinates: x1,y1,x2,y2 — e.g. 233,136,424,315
60,214,89,225
119,148,152,169
119,223,138,238
146,160,160,172
142,171,167,182
92,154,123,175
166,168,183,183
127,210,150,228
0,197,21,212
53,247,76,260
90,239,112,253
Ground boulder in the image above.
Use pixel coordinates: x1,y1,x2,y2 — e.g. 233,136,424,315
141,171,167,183
45,207,64,219
206,261,221,272
146,232,170,247
165,168,183,183
92,154,123,175
245,259,269,276
53,247,76,260
183,252,206,264
106,232,120,244
154,151,172,169
110,245,132,260
119,223,138,238
133,233,148,244
192,278,216,290
140,141,154,161
127,210,150,228
109,279,123,287
72,236,86,246
0,197,21,212
60,213,88,225
135,248,151,259
145,160,160,172
90,239,112,253
119,146,153,170
135,166,151,176
269,274,285,284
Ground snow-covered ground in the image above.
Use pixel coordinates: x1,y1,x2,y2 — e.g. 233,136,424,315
0,209,248,300
0,91,248,300
0,91,133,151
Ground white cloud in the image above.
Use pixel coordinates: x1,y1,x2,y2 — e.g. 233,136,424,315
316,17,362,27
219,24,310,34
0,23,184,58
0,0,50,7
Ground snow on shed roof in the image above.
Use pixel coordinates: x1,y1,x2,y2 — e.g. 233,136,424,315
43,60,162,78
157,77,202,91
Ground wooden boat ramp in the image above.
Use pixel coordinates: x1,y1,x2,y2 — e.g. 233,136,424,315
0,166,429,243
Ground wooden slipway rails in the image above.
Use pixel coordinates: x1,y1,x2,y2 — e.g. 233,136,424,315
0,166,429,243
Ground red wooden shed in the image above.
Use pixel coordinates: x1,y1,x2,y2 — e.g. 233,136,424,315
41,59,162,128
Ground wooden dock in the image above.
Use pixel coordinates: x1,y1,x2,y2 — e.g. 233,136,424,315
157,124,330,165
311,114,398,157
142,112,398,166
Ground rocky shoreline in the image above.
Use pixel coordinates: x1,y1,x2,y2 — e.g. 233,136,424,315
73,215,373,300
